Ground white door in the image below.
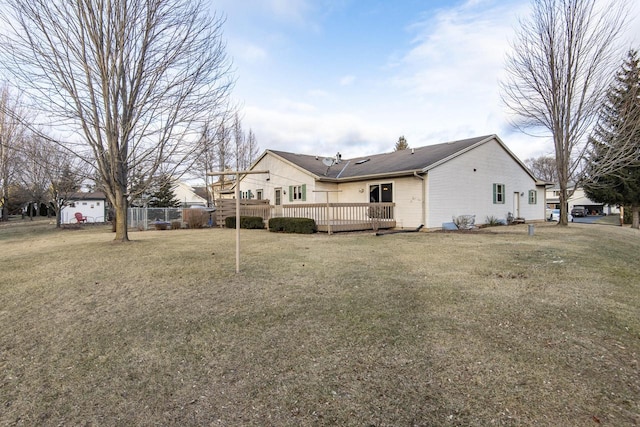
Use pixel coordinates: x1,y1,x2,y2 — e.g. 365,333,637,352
513,192,520,218
274,188,283,217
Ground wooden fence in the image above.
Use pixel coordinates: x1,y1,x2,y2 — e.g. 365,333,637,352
214,199,271,227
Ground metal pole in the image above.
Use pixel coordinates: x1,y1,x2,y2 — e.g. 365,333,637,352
235,172,240,273
207,170,269,273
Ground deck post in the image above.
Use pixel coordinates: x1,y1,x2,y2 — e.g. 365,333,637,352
313,190,342,235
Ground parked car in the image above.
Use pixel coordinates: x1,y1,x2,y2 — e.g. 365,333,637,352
571,206,588,217
548,209,573,222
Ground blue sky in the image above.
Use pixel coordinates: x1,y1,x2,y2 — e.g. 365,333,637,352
212,0,640,161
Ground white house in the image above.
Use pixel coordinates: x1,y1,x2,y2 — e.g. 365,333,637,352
61,192,108,224
172,181,208,207
239,134,547,230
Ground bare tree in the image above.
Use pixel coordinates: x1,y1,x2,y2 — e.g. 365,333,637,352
40,139,87,227
244,128,260,168
19,134,51,220
524,155,558,182
501,0,628,225
233,112,246,171
215,114,234,187
194,121,217,206
0,0,233,241
0,84,27,221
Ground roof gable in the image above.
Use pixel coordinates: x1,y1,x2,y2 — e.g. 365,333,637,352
69,191,106,200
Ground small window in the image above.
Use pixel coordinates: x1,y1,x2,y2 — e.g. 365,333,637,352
289,184,306,201
493,184,505,204
528,190,537,204
256,189,263,200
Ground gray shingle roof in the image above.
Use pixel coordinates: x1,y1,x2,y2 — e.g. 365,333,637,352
269,135,493,181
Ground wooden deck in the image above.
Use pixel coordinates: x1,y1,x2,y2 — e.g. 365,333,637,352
283,202,395,233
213,200,397,233
314,219,396,232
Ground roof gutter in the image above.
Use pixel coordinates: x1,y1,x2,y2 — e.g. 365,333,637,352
317,169,423,183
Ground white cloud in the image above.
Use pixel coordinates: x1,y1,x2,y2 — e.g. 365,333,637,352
243,105,397,158
228,40,268,64
224,0,560,162
339,75,356,86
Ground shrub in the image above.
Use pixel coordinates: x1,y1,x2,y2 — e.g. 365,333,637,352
185,211,207,229
484,215,502,227
453,214,475,230
171,220,182,230
225,216,265,229
623,206,632,224
268,217,317,234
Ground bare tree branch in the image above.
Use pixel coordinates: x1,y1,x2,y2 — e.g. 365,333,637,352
0,0,233,240
501,0,628,225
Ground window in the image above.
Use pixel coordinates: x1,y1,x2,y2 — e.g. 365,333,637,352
528,190,537,204
369,183,393,203
256,189,263,200
275,188,282,205
289,184,306,201
493,183,505,204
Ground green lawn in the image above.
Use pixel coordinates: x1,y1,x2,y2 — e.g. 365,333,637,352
1,222,639,426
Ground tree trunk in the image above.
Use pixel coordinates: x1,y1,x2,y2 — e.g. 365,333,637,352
632,204,639,229
113,191,130,242
558,185,570,226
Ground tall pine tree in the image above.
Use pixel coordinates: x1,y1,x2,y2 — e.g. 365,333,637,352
584,49,640,228
148,175,181,208
394,136,409,151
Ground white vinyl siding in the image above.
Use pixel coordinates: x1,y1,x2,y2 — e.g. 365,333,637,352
426,138,545,229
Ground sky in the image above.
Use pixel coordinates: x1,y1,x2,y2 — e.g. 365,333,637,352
210,0,640,162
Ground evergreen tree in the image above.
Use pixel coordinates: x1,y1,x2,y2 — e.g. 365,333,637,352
584,49,640,228
148,175,181,208
394,136,409,151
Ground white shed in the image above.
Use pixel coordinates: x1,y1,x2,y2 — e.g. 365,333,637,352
61,192,108,224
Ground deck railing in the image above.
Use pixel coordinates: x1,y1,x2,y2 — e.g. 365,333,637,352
282,202,395,232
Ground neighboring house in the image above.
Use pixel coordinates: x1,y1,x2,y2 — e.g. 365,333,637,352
172,181,208,207
209,178,236,201
239,134,547,230
61,192,107,224
546,186,620,215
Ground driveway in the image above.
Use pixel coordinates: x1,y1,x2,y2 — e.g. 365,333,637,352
572,215,605,224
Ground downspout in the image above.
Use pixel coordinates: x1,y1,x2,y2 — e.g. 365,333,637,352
413,171,426,227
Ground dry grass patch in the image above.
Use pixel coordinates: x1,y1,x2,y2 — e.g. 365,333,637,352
1,223,639,426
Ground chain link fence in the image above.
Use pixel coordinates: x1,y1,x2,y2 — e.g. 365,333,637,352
127,207,185,230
